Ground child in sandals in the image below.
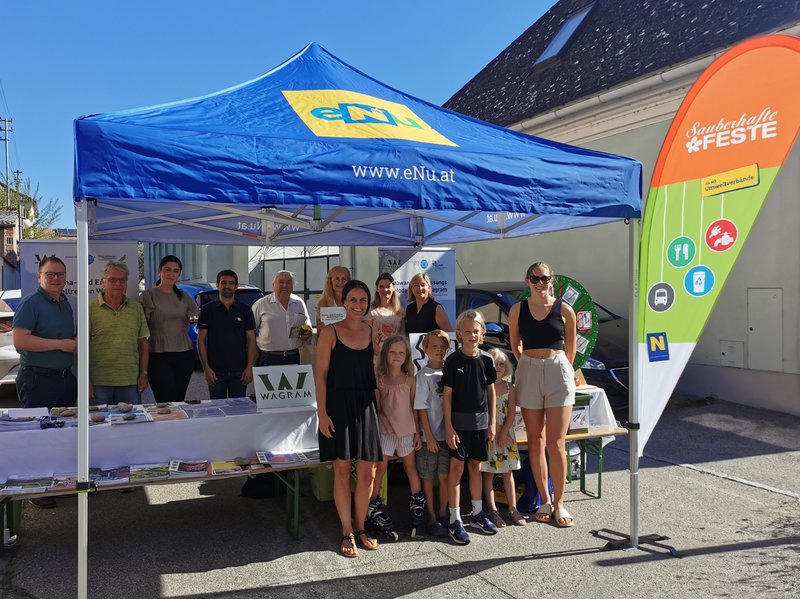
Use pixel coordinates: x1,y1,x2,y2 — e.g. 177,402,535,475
480,348,526,527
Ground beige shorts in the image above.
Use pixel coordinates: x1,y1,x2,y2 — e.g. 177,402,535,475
515,353,575,410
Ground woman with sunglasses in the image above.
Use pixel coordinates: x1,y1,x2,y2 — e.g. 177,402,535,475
508,262,577,528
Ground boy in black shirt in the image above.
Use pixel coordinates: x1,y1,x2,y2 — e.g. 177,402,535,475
442,309,497,544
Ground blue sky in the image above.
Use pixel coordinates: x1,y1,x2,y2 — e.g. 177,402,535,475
2,1,555,228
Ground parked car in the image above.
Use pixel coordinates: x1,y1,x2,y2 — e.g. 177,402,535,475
0,310,20,385
175,283,265,359
0,288,21,312
455,283,629,411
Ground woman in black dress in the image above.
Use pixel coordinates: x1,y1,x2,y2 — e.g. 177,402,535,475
405,272,453,334
316,280,382,557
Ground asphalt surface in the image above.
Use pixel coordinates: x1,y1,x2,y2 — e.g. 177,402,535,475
1,376,799,598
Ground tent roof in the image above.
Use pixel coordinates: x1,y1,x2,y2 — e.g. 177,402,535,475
74,43,641,246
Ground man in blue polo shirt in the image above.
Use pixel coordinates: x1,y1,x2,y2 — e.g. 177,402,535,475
197,270,257,399
13,256,77,410
13,256,77,510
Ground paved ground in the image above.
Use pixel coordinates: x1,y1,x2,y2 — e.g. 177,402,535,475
1,378,799,598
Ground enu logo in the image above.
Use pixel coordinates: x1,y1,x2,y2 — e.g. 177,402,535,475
282,89,457,146
310,103,423,129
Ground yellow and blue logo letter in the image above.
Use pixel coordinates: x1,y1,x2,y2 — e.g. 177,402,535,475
646,332,670,362
282,90,456,146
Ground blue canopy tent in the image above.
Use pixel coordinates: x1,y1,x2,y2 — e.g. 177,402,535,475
70,43,641,597
74,43,641,246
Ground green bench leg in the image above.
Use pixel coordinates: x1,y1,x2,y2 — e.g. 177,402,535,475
273,470,301,539
2,499,21,548
578,439,604,499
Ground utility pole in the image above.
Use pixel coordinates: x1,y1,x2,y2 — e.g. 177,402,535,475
0,117,11,208
13,170,23,249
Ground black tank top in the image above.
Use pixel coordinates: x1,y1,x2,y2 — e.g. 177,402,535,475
519,299,564,350
405,299,441,334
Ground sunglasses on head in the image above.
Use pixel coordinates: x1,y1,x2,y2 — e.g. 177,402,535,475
528,274,552,284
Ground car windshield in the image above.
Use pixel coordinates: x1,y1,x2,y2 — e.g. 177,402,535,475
197,289,263,308
594,303,620,323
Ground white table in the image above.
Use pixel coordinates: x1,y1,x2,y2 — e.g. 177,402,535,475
0,404,318,482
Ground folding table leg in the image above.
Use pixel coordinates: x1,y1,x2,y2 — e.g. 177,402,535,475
273,470,301,539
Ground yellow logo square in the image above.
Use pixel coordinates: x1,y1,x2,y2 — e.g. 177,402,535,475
282,90,457,147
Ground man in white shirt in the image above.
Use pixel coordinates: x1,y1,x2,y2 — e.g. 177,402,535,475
251,270,312,367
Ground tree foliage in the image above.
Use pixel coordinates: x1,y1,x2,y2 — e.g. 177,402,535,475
2,177,63,239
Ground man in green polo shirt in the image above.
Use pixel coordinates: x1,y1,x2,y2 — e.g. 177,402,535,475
89,261,150,404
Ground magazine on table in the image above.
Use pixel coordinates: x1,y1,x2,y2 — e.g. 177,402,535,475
1,474,55,495
129,463,170,482
48,473,78,492
89,466,130,487
210,461,244,476
256,451,306,468
168,460,209,478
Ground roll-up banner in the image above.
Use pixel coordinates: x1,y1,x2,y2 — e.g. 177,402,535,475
637,35,800,454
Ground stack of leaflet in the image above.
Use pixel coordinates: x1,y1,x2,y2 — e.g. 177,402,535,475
89,466,130,487
1,474,54,495
129,463,170,483
168,459,209,479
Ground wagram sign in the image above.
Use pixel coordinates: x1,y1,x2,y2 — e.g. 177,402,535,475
253,365,317,410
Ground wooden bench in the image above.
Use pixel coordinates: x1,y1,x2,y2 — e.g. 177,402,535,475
517,424,629,499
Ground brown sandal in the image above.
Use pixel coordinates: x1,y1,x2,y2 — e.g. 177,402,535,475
339,534,357,558
354,530,379,551
508,507,527,526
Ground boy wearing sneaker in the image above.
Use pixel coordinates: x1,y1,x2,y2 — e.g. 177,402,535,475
442,310,497,544
414,329,452,536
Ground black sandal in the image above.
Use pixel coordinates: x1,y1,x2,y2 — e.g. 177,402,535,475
354,530,379,551
340,534,357,558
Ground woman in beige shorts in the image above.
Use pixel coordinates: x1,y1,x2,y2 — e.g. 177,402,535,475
508,262,577,527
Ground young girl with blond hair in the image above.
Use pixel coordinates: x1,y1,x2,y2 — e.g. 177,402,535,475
367,335,426,538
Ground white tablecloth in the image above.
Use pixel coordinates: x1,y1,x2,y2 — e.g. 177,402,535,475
0,405,318,481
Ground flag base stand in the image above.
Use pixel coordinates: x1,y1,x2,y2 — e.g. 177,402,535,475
590,528,681,558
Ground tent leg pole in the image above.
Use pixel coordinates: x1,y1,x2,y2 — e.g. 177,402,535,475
589,217,680,558
76,200,90,599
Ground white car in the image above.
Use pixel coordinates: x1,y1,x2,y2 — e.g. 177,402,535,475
0,311,20,385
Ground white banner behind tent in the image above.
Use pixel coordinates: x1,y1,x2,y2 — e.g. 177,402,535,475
21,240,139,314
378,247,456,327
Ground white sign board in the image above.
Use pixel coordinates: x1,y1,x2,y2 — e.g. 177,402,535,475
319,306,346,326
378,247,456,328
20,240,139,315
253,364,317,409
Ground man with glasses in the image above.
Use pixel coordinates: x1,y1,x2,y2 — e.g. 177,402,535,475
89,261,150,404
13,257,77,509
13,257,78,410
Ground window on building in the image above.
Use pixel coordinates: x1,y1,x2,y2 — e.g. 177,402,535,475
260,250,341,319
534,3,594,65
